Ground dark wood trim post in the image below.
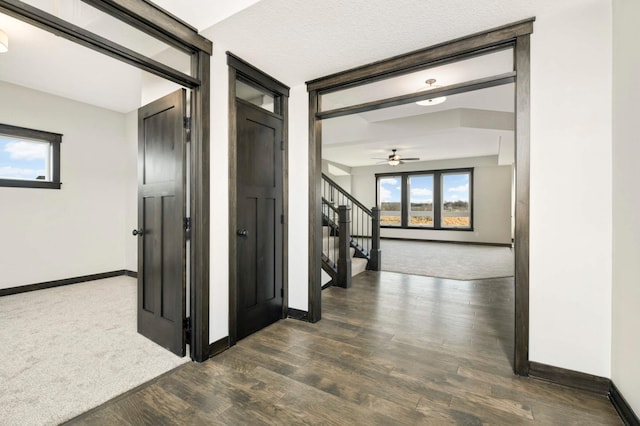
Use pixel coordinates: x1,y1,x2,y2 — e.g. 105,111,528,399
281,94,289,319
336,206,352,288
370,207,381,271
190,50,211,362
227,66,239,346
514,34,531,376
308,90,322,322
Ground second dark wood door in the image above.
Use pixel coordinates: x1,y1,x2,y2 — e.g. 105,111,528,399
236,101,283,340
137,89,187,356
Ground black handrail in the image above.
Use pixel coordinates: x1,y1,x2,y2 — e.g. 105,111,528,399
321,196,339,213
322,173,372,215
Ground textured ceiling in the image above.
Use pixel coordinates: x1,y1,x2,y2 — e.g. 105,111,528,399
203,0,577,87
151,0,261,32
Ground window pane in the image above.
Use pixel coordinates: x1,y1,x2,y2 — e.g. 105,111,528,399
409,175,433,227
0,135,50,181
19,0,192,74
379,176,401,226
442,173,471,228
236,79,276,113
320,48,513,112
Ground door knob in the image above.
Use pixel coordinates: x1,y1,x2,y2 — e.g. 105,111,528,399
132,229,144,236
236,229,248,237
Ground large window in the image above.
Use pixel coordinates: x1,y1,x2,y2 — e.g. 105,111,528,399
377,168,473,230
379,176,402,226
441,172,471,228
0,123,62,189
409,174,434,227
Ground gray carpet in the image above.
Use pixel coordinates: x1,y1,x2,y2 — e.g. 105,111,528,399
0,276,189,426
381,239,514,280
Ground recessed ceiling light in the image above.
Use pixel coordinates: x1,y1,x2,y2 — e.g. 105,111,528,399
416,78,446,106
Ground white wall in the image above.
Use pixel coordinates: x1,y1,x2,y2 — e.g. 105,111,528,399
612,0,640,416
124,110,138,272
288,85,310,311
348,156,512,245
322,160,352,194
208,43,231,342
528,1,612,377
0,81,132,289
205,3,617,380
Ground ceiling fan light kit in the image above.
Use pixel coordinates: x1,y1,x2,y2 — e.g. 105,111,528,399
372,149,420,166
416,78,446,106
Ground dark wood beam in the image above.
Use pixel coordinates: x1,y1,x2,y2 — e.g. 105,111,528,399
316,72,516,120
307,18,533,93
81,0,212,55
0,0,201,88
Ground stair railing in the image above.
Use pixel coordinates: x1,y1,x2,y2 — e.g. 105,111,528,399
321,199,353,288
322,173,381,271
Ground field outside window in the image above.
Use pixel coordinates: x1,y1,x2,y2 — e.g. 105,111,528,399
379,176,401,226
376,168,472,230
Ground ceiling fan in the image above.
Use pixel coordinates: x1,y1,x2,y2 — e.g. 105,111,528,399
372,149,420,166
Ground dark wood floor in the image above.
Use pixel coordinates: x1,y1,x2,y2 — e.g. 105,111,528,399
68,271,621,425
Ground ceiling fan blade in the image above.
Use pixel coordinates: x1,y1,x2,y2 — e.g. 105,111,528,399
371,157,391,160
401,158,421,161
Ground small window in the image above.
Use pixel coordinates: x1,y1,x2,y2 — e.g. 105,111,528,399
236,78,278,114
0,123,62,189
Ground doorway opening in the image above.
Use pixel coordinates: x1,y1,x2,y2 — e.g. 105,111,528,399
307,19,532,375
0,0,211,362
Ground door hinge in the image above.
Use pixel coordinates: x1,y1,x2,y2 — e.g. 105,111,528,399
280,140,284,151
184,117,191,142
280,288,284,298
184,217,191,237
183,317,191,341
281,214,285,224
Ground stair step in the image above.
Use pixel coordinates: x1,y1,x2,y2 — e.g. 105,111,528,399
351,257,368,277
323,238,357,258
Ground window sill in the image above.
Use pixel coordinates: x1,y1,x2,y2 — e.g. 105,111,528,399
0,179,62,189
381,225,474,232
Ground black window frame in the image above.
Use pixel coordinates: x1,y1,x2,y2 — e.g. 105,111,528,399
376,167,473,231
0,123,62,189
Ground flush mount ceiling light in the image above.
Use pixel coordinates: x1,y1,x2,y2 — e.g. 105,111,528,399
0,29,8,53
416,78,446,106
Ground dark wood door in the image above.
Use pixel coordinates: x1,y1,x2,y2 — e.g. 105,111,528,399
236,101,283,339
136,89,187,356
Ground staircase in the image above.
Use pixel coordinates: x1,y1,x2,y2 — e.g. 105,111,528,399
321,174,381,289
